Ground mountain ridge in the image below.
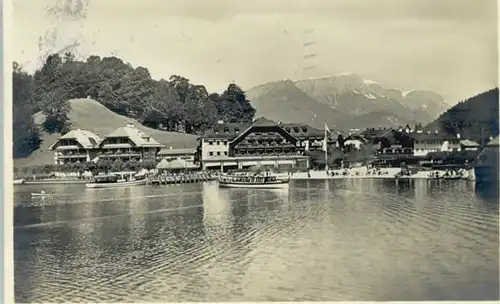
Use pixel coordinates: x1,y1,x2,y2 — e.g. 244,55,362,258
245,72,450,131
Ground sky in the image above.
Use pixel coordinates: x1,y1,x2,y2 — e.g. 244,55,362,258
12,0,498,103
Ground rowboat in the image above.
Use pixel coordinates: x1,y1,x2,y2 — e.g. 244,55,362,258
86,172,147,189
31,192,51,197
218,171,289,189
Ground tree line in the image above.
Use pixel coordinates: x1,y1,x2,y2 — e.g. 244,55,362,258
13,53,256,158
425,88,499,144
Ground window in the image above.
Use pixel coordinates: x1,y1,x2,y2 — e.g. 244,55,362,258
209,152,213,156
208,141,213,145
216,141,220,145
217,151,221,156
224,151,228,156
223,141,227,146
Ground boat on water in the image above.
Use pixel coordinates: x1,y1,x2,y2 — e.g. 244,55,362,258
31,190,51,197
86,172,147,188
14,178,25,185
218,171,289,189
474,136,499,184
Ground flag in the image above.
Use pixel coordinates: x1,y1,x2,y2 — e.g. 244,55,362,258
323,123,330,151
325,122,331,133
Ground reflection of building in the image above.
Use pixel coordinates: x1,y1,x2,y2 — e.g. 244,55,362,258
98,123,164,162
49,129,101,164
198,118,325,171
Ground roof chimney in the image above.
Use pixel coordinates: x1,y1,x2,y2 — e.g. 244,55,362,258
434,130,438,134
456,133,461,139
217,120,224,124
126,123,134,128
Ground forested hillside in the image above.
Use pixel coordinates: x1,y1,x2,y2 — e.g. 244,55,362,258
425,88,499,143
13,53,256,158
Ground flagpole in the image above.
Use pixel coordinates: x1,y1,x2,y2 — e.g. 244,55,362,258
324,122,328,172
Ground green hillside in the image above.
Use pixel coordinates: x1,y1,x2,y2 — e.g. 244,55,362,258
425,88,499,143
14,98,198,168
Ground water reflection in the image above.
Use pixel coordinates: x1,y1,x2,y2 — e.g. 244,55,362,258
14,180,499,302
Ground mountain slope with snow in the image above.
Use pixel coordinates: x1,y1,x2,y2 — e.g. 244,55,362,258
245,73,449,130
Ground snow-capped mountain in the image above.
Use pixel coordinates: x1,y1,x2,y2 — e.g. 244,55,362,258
245,73,449,130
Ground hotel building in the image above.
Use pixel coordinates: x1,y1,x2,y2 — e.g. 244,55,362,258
198,118,326,171
49,129,102,164
97,123,164,162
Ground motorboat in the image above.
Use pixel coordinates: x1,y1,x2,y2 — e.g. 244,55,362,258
86,172,147,188
218,171,289,189
14,178,25,185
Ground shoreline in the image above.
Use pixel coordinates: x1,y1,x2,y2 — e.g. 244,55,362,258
288,167,475,181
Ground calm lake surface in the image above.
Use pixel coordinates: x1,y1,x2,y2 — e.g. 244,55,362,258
14,179,499,302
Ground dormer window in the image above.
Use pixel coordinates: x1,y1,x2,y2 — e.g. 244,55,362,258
293,127,299,133
235,128,240,134
285,127,291,132
302,126,307,132
214,129,219,134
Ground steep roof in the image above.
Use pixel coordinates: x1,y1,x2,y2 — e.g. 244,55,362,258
200,122,250,139
103,124,164,147
49,129,102,150
408,132,459,141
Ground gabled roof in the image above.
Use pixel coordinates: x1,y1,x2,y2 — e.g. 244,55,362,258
408,132,460,141
200,118,325,140
359,128,393,139
49,129,102,150
103,124,163,147
200,122,250,139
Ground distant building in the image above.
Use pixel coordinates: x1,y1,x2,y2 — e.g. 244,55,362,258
358,128,414,155
157,147,198,168
49,129,101,165
460,139,480,151
342,134,368,150
98,123,164,162
198,118,326,171
410,131,461,156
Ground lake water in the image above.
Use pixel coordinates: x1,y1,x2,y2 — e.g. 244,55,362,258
14,179,499,302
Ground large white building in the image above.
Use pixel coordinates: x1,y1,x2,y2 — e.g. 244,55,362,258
198,118,326,171
410,131,463,156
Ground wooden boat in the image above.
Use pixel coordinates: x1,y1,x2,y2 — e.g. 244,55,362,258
218,171,289,189
86,172,147,189
31,192,51,197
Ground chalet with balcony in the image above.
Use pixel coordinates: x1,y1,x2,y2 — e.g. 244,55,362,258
98,123,164,162
198,118,325,171
49,129,102,165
